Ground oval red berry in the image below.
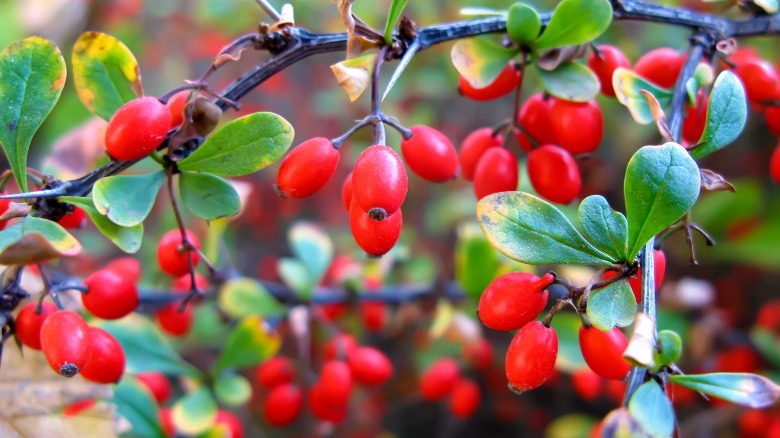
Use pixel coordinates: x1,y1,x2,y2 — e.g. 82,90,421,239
401,126,459,182
105,96,172,161
276,137,340,198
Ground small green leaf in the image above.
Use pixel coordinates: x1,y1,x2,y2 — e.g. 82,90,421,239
214,373,252,407
669,373,780,408
179,172,240,221
451,36,518,88
624,143,701,261
628,381,675,438
455,223,500,300
178,112,294,176
751,328,780,369
212,316,281,374
690,71,748,159
289,221,333,285
536,62,599,102
383,0,410,45
586,279,636,331
60,196,143,253
477,192,617,266
172,387,217,436
72,31,143,120
655,330,682,367
93,171,165,227
278,257,314,299
0,37,66,192
535,0,612,50
578,195,629,261
506,3,541,47
613,67,674,124
685,63,714,107
218,277,286,319
0,217,80,264
112,378,167,438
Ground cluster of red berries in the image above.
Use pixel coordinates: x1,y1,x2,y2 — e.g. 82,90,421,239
258,334,393,426
154,229,206,336
419,357,481,419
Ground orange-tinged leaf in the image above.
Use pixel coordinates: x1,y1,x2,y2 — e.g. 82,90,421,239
331,53,377,102
0,217,80,264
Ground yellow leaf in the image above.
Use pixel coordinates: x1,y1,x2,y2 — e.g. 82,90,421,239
330,53,377,102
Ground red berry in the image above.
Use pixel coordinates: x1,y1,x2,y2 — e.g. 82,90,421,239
15,301,57,350
0,195,11,231
527,145,581,204
325,333,358,360
682,91,709,144
318,360,353,405
341,172,353,211
420,357,460,401
105,257,142,284
401,126,459,182
463,338,493,371
80,327,125,384
715,345,761,373
459,128,503,181
473,148,518,200
765,106,780,136
172,272,209,292
579,326,632,380
550,99,603,155
505,321,558,392
478,272,553,331
156,302,193,337
756,299,780,331
105,96,172,161
276,137,340,198
167,90,191,128
361,300,386,333
62,399,96,416
459,62,520,101
771,144,780,184
634,48,684,89
308,384,347,422
257,356,296,388
352,145,408,219
136,372,172,404
348,347,393,385
606,249,666,303
587,45,631,97
571,369,603,401
734,59,780,103
449,379,480,419
82,269,139,320
214,410,244,438
58,206,88,229
157,229,200,277
517,93,557,145
264,384,303,426
40,310,92,377
349,198,403,257
160,408,175,437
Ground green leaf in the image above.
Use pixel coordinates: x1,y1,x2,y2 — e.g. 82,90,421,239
459,7,509,17
551,312,587,372
477,192,617,266
669,373,780,408
218,277,286,319
451,36,518,88
535,0,612,50
586,279,636,331
536,62,599,102
93,171,165,227
613,67,674,124
172,387,217,436
506,3,541,47
455,224,500,300
112,378,167,438
0,37,66,192
383,0,410,45
72,31,142,120
628,381,675,438
212,316,281,374
0,217,80,265
578,195,629,261
99,314,201,377
624,143,701,261
289,221,333,285
685,63,714,107
751,328,780,369
179,172,240,221
690,71,747,159
60,196,143,253
655,330,682,367
278,257,314,299
177,112,294,176
214,373,252,407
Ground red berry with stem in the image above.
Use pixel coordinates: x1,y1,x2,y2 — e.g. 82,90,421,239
105,96,172,161
341,172,353,211
58,206,88,229
325,333,358,360
214,410,244,438
459,128,504,181
505,321,558,392
172,272,208,292
527,145,581,204
478,272,554,331
352,145,408,219
80,327,126,384
634,47,685,89
473,147,518,200
771,143,780,184
401,126,459,182
420,357,461,401
157,229,200,277
15,301,57,350
40,310,92,377
257,356,296,388
518,93,557,145
459,62,520,101
579,326,632,380
587,45,631,98
309,384,347,422
156,299,193,337
349,198,403,257
167,90,192,128
765,106,780,136
264,383,303,426
105,257,142,284
318,360,353,404
449,379,480,419
136,372,172,404
82,269,139,320
361,301,386,332
276,137,340,198
682,91,709,144
348,346,393,385
550,99,603,155
734,59,780,103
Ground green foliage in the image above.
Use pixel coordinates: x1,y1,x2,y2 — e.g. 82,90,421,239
534,0,612,50
0,217,80,264
586,279,636,330
669,373,780,408
278,258,314,299
172,387,217,436
212,316,281,374
214,373,252,407
613,67,673,124
455,224,500,300
60,196,143,253
218,277,286,319
0,37,66,192
550,312,587,372
289,221,334,286
179,172,240,221
578,195,628,261
690,71,748,159
506,3,541,47
655,330,682,367
536,62,600,102
628,381,675,438
451,36,517,88
93,171,165,227
384,0,410,44
685,63,714,106
112,378,167,438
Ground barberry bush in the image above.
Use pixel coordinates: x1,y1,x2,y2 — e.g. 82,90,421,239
0,0,779,436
